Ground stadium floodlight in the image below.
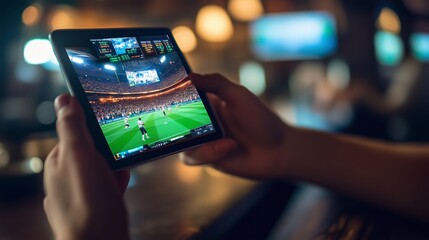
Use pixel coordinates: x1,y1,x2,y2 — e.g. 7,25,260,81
160,55,166,63
104,64,116,71
104,64,122,91
71,57,84,64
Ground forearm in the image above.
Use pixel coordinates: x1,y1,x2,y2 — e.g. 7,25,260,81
284,127,429,223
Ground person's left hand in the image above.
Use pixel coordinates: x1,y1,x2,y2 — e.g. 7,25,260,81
44,94,130,240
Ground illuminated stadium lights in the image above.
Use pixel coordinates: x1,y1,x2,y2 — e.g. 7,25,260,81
104,64,117,71
99,80,192,102
71,56,84,64
23,39,54,65
160,55,166,63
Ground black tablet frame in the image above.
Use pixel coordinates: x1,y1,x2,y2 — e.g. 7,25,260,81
50,27,223,170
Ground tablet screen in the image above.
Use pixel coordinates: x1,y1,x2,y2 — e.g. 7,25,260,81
64,34,217,161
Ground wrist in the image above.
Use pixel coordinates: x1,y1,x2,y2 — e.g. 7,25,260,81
267,124,302,179
276,125,299,179
54,210,130,240
279,126,329,181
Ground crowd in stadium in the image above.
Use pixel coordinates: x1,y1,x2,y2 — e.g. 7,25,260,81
72,51,188,94
90,84,201,123
79,65,187,94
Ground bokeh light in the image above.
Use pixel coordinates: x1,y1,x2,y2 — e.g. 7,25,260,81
48,5,77,30
374,31,404,66
28,157,44,173
172,26,197,53
23,39,54,65
0,143,10,168
239,61,266,96
377,7,401,34
22,4,42,26
228,0,264,22
15,60,43,83
196,5,234,42
36,101,56,125
327,59,350,90
410,33,429,62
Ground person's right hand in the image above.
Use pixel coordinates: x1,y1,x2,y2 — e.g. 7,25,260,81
182,73,293,179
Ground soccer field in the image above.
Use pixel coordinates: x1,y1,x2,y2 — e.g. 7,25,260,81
100,101,212,156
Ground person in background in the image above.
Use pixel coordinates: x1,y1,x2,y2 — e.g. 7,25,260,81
44,73,429,239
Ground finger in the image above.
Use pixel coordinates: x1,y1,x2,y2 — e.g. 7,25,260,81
206,93,223,116
43,144,59,194
54,94,93,149
44,144,59,170
115,169,131,195
43,197,54,227
190,73,245,106
205,93,233,135
181,138,237,165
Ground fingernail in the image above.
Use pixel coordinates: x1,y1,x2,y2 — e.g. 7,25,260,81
54,94,71,113
184,158,199,165
179,153,199,165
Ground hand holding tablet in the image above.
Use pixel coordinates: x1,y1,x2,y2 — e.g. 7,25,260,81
50,28,223,170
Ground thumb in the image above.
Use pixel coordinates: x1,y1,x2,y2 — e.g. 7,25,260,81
190,73,245,107
54,94,93,149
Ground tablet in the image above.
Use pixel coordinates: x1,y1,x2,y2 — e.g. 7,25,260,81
50,28,223,170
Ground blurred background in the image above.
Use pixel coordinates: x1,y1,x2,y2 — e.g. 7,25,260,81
1,0,429,239
1,0,429,196
1,0,429,192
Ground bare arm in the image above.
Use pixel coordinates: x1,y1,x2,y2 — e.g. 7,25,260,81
286,127,429,223
184,73,429,224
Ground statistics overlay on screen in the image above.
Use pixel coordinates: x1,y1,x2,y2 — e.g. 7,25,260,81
65,35,216,161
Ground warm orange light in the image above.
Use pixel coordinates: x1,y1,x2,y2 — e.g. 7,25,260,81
172,26,197,53
228,0,264,22
175,161,203,183
22,5,42,26
48,6,77,30
204,167,226,178
196,5,234,42
377,7,401,33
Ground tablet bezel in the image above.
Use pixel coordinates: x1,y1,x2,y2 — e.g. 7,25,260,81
50,27,224,170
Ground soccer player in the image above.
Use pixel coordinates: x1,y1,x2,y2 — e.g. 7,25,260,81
162,106,167,117
44,74,429,240
137,117,149,141
124,116,130,130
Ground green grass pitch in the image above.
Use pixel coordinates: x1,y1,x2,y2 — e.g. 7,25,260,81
100,101,212,155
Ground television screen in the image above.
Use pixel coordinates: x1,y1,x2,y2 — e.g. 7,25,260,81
126,69,160,86
250,11,337,61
